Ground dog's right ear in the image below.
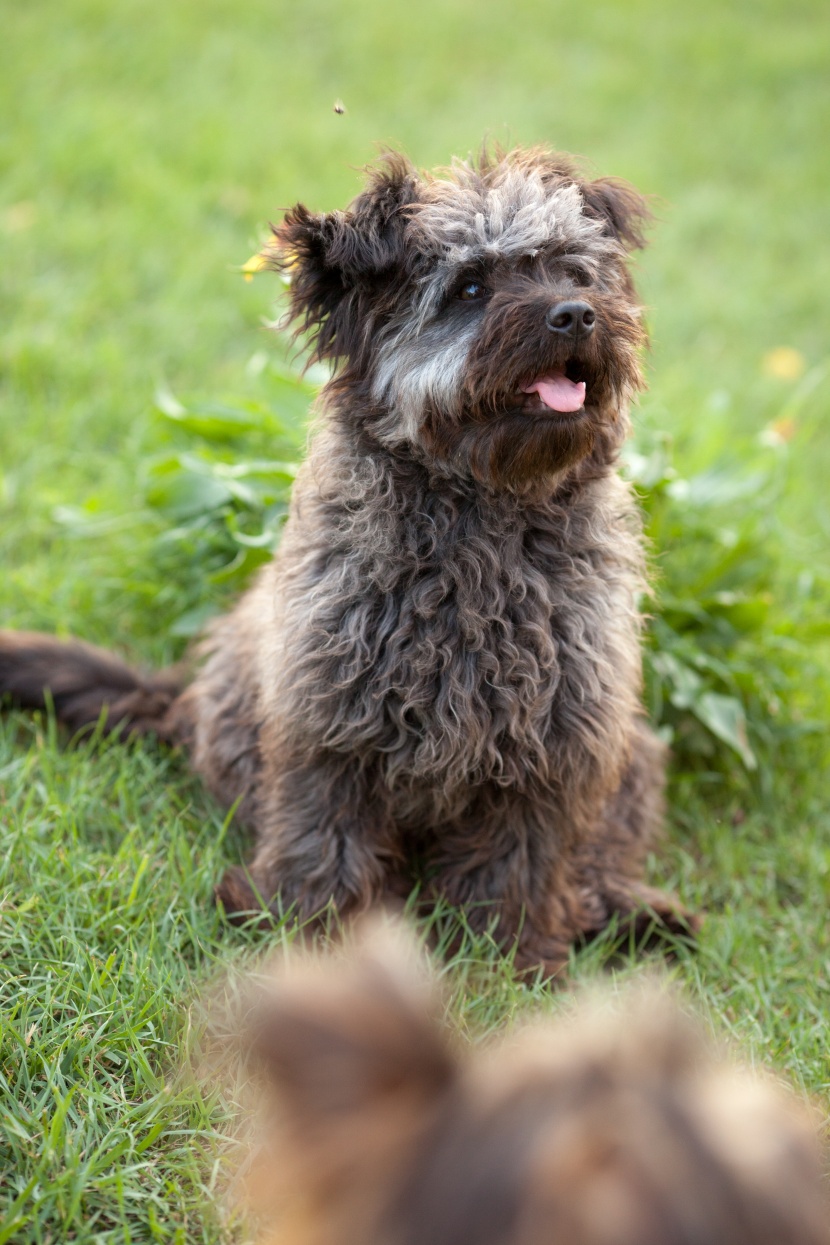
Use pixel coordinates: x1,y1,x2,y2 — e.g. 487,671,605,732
250,922,456,1148
266,154,420,364
580,176,652,251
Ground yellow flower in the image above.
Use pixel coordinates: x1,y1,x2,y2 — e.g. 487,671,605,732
3,201,36,233
241,250,270,282
759,417,797,448
761,347,806,380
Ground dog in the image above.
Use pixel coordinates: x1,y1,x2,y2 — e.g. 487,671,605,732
231,922,830,1245
0,146,696,975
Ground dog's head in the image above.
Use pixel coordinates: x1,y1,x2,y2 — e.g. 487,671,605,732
236,924,829,1245
268,148,651,489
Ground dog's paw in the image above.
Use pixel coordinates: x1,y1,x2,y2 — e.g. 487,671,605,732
603,883,702,955
215,865,274,928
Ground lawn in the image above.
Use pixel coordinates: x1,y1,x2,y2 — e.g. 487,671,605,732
1,0,829,1240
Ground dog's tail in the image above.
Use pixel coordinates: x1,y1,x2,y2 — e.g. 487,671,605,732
0,629,188,742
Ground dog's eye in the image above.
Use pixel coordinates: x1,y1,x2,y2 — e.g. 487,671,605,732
456,281,489,302
565,264,592,288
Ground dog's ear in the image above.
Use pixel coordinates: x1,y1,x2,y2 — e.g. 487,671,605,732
250,921,456,1146
267,154,420,362
580,176,652,250
239,924,457,1242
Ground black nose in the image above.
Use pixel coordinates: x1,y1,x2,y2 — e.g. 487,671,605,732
546,301,596,338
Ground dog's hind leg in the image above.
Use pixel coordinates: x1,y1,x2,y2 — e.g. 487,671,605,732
0,630,185,741
574,719,700,947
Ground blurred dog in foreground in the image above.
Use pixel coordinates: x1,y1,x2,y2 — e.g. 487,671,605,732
0,146,695,973
234,924,828,1245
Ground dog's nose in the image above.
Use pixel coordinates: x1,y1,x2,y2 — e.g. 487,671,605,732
546,301,596,338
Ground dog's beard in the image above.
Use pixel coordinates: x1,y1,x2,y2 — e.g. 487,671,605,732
469,407,596,487
418,399,598,489
416,352,606,488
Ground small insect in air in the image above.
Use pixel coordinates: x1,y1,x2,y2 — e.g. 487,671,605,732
333,99,346,115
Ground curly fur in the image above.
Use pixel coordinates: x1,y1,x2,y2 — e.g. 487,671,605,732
0,146,696,975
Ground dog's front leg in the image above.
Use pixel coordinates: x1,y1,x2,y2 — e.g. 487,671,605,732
216,753,405,926
426,791,589,980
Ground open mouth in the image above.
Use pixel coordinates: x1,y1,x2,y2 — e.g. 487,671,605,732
519,359,589,414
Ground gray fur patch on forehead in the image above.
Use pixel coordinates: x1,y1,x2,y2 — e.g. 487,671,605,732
409,166,603,266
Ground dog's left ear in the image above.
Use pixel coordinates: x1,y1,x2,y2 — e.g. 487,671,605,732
581,177,652,250
238,922,458,1237
266,154,420,362
249,921,456,1146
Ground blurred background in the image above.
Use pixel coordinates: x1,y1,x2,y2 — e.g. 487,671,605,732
3,0,828,765
2,0,827,530
1,2,829,1240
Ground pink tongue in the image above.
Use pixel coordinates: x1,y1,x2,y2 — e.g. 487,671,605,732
521,373,586,413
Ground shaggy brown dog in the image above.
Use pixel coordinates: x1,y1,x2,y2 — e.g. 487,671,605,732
234,925,829,1245
0,147,695,974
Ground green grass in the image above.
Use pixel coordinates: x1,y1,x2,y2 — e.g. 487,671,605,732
1,0,830,1239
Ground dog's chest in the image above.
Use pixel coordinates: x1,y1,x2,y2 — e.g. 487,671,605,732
281,489,640,791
